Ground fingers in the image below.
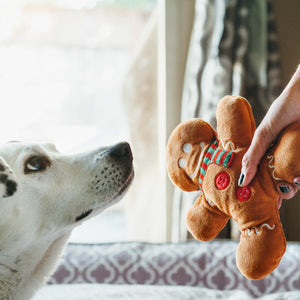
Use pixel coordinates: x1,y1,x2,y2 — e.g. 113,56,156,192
239,127,274,186
277,182,297,199
276,181,299,209
239,65,300,187
294,176,300,187
239,97,299,186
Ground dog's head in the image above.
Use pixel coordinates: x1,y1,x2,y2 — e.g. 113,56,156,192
0,141,133,246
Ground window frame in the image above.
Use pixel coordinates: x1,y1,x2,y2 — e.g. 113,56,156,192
157,0,195,241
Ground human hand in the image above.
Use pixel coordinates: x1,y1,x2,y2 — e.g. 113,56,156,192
239,65,300,200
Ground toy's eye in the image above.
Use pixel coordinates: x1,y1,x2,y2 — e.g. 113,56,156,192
178,158,186,169
24,156,50,174
183,143,192,153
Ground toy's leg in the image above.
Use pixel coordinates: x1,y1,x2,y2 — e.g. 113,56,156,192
186,194,229,241
216,96,256,148
236,217,286,280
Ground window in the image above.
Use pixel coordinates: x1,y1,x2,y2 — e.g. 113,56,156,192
0,0,194,243
0,0,155,149
0,0,156,243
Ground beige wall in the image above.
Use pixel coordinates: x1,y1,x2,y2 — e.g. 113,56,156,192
273,0,300,241
273,0,300,84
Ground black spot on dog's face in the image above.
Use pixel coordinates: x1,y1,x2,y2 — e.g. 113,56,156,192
0,173,17,197
5,180,17,197
0,174,7,183
0,164,5,172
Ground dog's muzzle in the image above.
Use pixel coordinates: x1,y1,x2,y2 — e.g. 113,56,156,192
108,142,133,162
75,142,133,223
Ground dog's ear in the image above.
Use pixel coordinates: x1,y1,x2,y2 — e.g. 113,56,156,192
0,157,17,198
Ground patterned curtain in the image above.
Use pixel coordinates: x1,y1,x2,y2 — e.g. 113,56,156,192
172,0,282,241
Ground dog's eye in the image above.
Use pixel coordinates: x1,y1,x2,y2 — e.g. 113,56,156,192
25,156,50,173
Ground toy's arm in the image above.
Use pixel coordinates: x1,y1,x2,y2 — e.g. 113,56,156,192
186,193,229,241
272,122,300,183
216,96,256,148
236,216,286,280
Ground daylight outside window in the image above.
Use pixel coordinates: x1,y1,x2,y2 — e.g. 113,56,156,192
0,0,157,243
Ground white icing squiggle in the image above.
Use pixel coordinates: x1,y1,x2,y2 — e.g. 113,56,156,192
267,154,283,181
244,223,275,236
220,140,235,151
189,142,205,179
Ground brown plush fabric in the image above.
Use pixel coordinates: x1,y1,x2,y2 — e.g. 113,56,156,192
167,95,299,280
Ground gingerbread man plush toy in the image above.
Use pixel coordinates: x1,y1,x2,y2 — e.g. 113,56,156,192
167,96,300,280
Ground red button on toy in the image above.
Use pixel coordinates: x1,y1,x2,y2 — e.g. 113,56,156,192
215,172,230,190
236,186,252,202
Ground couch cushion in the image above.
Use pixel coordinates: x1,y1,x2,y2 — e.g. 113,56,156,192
34,284,252,300
49,241,300,297
33,284,300,300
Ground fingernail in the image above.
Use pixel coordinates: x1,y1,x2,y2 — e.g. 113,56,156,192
238,173,245,186
279,185,290,194
294,181,300,187
294,177,300,187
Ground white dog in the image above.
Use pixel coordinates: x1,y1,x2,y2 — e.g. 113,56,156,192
0,141,134,300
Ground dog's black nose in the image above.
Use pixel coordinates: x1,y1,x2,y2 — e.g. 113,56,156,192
110,142,132,160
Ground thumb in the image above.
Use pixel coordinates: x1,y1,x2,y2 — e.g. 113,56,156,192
239,127,274,187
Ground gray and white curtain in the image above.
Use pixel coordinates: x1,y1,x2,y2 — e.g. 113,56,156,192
172,0,282,241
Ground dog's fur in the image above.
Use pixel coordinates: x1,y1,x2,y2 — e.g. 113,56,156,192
0,141,133,299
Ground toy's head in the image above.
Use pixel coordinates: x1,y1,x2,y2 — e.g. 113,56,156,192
166,119,216,191
167,95,300,279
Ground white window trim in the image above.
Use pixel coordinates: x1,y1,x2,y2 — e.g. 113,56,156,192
158,0,195,241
